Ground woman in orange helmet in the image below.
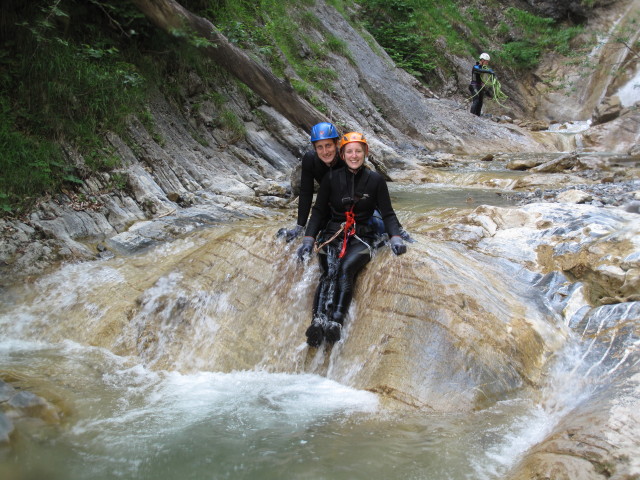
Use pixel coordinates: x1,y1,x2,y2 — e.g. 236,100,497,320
297,132,407,347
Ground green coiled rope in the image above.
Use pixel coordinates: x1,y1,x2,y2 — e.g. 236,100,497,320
482,72,508,107
468,66,509,107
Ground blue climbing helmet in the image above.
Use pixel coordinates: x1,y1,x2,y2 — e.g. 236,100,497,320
310,122,339,143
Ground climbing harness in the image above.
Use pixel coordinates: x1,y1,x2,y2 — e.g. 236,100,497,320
314,168,374,258
339,207,356,258
314,205,371,258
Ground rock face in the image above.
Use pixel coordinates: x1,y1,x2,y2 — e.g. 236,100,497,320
507,355,640,480
0,1,566,285
582,107,640,152
516,0,640,123
434,202,640,478
591,95,623,125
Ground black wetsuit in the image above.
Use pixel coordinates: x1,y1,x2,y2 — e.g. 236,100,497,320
297,151,345,228
304,166,403,324
469,63,495,116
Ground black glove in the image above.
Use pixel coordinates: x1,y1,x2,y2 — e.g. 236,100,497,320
390,236,406,256
297,236,315,261
276,224,304,242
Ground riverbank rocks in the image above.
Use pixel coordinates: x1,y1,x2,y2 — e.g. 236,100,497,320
581,107,640,153
434,202,640,304
530,152,578,173
517,120,549,131
591,95,623,125
0,379,62,446
506,302,640,480
556,189,592,203
428,198,640,476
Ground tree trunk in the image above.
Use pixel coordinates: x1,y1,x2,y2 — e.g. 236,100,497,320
130,0,327,131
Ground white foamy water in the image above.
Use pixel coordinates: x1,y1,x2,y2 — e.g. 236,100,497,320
0,339,380,480
617,69,640,107
472,343,597,479
547,120,591,133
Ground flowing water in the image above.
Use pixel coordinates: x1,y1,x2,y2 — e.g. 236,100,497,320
0,160,633,479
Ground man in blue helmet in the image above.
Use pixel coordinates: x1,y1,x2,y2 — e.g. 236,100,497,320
278,122,345,241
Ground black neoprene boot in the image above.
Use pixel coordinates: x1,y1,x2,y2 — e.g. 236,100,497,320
305,318,324,347
324,320,342,343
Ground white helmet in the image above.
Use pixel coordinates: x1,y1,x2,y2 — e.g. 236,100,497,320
479,53,490,61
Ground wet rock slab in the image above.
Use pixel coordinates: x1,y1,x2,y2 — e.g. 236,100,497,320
0,379,61,446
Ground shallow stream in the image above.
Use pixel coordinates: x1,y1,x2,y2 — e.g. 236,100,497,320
0,159,619,479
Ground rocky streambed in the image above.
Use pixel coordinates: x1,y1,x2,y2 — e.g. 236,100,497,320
1,145,639,479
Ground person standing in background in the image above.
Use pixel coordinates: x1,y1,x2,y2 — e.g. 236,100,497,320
469,52,495,116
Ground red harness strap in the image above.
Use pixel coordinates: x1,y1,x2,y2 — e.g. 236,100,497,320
339,206,356,259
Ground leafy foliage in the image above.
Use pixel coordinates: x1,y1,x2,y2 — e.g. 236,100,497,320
494,7,583,68
0,0,229,214
0,99,81,213
0,0,149,213
358,0,484,83
357,0,583,84
0,0,591,215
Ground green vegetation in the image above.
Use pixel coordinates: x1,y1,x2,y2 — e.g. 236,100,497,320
0,1,237,214
359,0,471,79
495,7,583,68
0,98,81,213
220,110,246,143
0,0,590,215
208,0,351,89
1,0,148,213
357,0,583,83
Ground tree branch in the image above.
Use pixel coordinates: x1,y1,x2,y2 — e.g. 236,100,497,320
130,0,328,131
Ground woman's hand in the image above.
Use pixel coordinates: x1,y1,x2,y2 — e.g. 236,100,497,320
297,236,315,261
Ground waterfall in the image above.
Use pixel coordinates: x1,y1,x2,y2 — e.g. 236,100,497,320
617,68,640,107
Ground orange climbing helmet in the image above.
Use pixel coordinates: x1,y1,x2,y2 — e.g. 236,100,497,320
338,131,368,154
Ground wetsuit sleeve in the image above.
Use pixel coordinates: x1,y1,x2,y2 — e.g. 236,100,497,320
375,177,402,237
296,152,317,227
304,174,332,239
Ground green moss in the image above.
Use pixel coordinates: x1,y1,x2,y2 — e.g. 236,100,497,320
220,109,246,143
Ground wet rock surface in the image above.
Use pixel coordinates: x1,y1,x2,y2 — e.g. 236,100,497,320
0,378,62,446
501,179,640,209
429,198,640,479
